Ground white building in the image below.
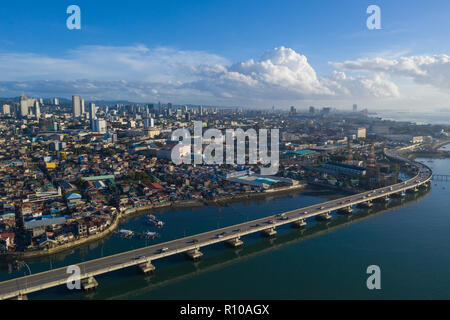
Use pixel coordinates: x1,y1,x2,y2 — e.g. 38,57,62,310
92,119,107,133
144,118,154,129
72,95,82,118
1,104,11,115
20,94,35,117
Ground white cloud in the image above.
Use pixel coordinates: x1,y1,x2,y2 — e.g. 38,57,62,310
0,45,229,82
1,45,448,109
185,46,398,101
331,54,450,89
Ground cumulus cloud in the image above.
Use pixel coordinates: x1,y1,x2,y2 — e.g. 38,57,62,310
0,45,430,104
185,46,398,100
331,54,450,90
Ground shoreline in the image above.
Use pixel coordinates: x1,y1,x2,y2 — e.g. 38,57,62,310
1,183,339,260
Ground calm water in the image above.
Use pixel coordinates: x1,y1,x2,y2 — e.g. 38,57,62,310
377,110,450,125
1,158,449,300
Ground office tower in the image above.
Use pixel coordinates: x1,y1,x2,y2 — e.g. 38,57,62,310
53,98,59,105
92,119,107,133
20,94,35,118
89,102,96,120
144,118,155,129
34,100,41,119
72,95,82,118
81,99,85,115
1,104,11,115
353,104,358,112
290,106,296,114
39,98,44,105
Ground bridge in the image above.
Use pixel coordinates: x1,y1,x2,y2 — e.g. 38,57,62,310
0,152,433,300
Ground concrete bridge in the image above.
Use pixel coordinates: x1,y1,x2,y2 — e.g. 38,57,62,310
0,155,433,300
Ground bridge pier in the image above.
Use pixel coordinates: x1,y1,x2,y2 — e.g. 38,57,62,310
375,196,390,203
138,261,156,274
337,207,353,215
392,191,406,198
185,248,203,261
261,228,277,237
358,201,373,208
225,237,243,248
81,276,98,291
291,219,307,228
316,213,332,221
407,187,419,193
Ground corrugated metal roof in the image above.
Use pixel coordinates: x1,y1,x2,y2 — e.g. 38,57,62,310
25,217,67,229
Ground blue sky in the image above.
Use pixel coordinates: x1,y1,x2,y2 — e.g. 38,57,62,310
0,0,449,110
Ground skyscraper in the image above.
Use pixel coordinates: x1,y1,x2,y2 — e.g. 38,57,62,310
1,104,11,115
353,104,358,112
34,100,41,119
81,98,85,115
89,102,96,120
89,103,97,132
72,95,82,118
144,118,154,129
20,93,35,118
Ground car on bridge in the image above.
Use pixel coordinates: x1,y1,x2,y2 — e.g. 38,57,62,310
159,247,169,253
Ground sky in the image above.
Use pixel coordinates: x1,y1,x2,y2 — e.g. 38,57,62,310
0,0,449,112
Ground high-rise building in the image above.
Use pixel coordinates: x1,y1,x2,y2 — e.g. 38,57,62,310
72,95,82,118
353,104,358,112
20,93,35,118
144,118,155,129
309,106,315,114
1,104,11,115
34,100,41,119
92,119,107,133
81,98,85,115
290,106,296,114
53,98,59,105
89,102,96,120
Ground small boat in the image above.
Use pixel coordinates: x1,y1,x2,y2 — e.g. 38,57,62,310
146,214,165,227
141,231,159,239
117,229,134,238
